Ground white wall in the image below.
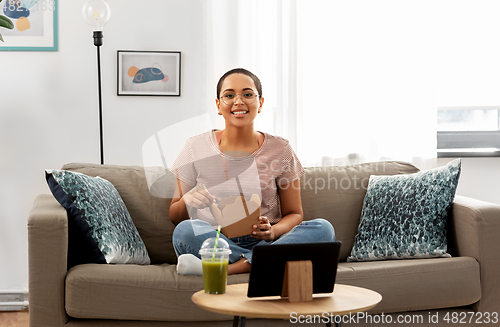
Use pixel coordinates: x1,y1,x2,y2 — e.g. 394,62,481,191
437,157,500,205
1,0,499,294
0,0,211,292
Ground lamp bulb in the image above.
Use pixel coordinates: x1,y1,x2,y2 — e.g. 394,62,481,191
82,0,111,31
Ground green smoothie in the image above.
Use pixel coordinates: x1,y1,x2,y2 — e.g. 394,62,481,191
202,258,229,294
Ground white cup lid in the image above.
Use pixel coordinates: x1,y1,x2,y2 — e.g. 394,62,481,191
199,237,231,255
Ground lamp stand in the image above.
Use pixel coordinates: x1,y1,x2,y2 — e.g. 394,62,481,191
93,31,104,164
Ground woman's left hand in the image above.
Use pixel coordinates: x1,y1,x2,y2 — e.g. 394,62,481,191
251,216,276,241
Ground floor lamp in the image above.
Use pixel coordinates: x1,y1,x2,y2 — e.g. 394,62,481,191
82,0,111,165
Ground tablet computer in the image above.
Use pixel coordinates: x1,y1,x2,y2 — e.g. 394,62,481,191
247,241,341,298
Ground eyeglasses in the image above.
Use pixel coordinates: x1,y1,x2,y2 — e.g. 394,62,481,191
220,92,259,105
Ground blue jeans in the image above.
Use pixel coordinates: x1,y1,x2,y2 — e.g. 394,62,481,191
172,218,335,264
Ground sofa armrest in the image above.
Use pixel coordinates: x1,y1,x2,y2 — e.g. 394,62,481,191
28,194,69,327
449,195,500,313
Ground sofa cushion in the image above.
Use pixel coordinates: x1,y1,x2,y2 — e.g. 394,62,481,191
65,263,250,321
348,159,461,261
62,163,176,264
301,161,420,261
46,169,150,267
64,257,480,320
337,257,481,314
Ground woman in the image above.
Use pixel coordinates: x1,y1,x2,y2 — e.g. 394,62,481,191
169,68,335,275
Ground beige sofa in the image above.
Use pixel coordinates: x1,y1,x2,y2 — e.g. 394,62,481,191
28,162,500,326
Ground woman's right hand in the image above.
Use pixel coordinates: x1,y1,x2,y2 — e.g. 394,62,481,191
183,185,216,209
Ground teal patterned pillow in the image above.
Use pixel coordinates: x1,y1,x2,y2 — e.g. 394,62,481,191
348,159,461,262
46,170,150,267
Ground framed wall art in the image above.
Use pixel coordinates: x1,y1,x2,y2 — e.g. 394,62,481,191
0,0,58,51
117,50,181,96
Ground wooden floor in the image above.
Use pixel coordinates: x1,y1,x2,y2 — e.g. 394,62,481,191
0,311,29,327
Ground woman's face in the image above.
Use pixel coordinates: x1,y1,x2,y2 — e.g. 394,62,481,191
216,73,264,128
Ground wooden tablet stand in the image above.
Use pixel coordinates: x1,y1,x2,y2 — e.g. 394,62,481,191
281,260,313,303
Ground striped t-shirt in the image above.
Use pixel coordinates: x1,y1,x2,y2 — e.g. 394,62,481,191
170,130,304,226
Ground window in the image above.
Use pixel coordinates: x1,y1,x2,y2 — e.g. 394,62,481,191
437,106,500,157
430,1,500,158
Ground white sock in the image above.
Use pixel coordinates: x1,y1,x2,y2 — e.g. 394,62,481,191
176,254,203,276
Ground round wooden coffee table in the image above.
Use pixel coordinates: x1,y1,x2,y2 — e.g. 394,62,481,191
192,283,382,327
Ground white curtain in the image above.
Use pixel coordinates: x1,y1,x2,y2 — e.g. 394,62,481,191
203,0,301,146
296,0,437,167
202,0,500,168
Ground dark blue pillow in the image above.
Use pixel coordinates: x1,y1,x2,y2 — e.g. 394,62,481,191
46,170,150,268
348,159,461,261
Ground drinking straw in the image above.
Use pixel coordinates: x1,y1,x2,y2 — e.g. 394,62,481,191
212,225,221,262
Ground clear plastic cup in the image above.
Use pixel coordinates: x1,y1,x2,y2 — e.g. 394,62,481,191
199,237,232,294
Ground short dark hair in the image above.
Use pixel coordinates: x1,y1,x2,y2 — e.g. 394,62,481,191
216,68,262,100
